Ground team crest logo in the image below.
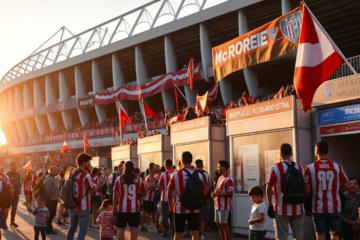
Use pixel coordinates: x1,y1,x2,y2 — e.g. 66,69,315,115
267,27,278,42
321,83,334,100
280,10,302,42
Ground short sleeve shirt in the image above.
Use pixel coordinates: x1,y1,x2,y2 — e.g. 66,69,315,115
71,169,94,210
214,174,234,211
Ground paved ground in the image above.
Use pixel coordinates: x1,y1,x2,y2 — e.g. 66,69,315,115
1,194,245,240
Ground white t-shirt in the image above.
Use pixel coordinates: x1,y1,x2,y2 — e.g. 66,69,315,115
249,202,266,230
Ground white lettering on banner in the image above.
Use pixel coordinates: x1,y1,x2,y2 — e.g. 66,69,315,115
345,107,360,115
172,120,206,132
229,101,291,119
215,31,268,65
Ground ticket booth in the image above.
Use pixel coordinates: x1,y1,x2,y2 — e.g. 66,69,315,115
226,96,314,239
313,75,360,179
170,116,225,173
90,156,100,168
137,134,172,173
111,145,138,169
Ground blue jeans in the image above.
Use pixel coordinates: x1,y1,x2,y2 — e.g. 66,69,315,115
161,201,169,228
34,226,46,240
66,209,90,240
249,230,266,240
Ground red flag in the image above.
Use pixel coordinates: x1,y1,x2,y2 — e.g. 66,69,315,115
164,108,169,126
196,91,208,112
22,161,32,170
119,103,134,140
142,101,161,120
294,6,344,112
275,86,284,99
60,140,70,153
174,87,179,111
222,105,231,118
177,113,185,122
187,58,194,90
113,128,117,140
83,133,92,153
137,124,142,138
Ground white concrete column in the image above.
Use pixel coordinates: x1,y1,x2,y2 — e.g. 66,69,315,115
34,78,47,135
75,65,90,126
2,92,13,143
282,0,292,15
219,78,233,105
239,10,259,97
184,85,198,106
92,60,107,124
23,82,36,139
199,23,213,82
3,125,13,144
112,53,128,113
59,71,73,128
8,89,20,142
15,84,28,141
163,36,176,111
45,75,58,131
135,45,151,108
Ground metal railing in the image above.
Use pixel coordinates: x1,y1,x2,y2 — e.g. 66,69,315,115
0,0,228,86
328,55,360,80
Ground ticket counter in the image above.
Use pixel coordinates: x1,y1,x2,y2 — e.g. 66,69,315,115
170,116,225,173
137,134,172,172
226,96,314,239
313,75,360,180
111,145,138,169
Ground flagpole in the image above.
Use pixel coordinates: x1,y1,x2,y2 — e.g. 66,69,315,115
304,3,357,75
141,99,149,136
173,83,191,106
118,101,123,144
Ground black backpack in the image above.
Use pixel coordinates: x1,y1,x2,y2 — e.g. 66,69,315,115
197,170,211,201
177,169,204,210
0,181,12,208
282,162,305,204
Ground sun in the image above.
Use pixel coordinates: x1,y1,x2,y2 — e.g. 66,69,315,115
0,129,7,145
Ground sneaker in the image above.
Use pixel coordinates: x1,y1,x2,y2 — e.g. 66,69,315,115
201,236,205,240
203,232,211,238
139,226,148,232
10,222,18,228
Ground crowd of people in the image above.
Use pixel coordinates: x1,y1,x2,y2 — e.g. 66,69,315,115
0,140,356,240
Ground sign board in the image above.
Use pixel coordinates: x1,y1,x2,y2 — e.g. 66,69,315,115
312,75,360,107
318,103,360,125
319,121,360,136
227,96,294,136
112,145,131,160
171,117,209,145
137,135,162,154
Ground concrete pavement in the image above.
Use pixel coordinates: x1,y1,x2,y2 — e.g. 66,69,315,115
1,194,245,240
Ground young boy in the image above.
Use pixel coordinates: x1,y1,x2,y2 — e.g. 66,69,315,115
248,186,266,240
96,199,116,240
32,195,49,240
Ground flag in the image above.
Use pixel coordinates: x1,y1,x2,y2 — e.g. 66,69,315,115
174,87,179,111
222,105,231,118
113,128,117,140
196,91,208,112
275,86,284,99
164,108,169,126
60,140,70,153
83,133,92,153
195,83,219,113
22,161,32,170
294,5,344,112
142,101,161,120
137,124,142,138
119,103,134,140
187,58,194,90
284,85,292,97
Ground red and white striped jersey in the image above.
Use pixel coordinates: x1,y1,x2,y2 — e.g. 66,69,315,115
266,160,304,216
304,159,349,214
114,175,147,213
92,176,100,196
71,169,94,210
143,175,156,201
55,175,62,185
24,180,33,192
159,170,175,202
100,174,108,184
214,174,234,211
0,173,13,211
167,167,207,214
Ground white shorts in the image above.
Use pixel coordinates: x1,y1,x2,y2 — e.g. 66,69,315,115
214,209,230,223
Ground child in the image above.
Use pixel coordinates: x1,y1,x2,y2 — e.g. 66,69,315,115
96,199,116,240
248,186,267,240
32,195,49,240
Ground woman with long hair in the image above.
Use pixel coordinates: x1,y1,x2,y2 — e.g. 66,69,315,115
90,167,101,228
113,161,147,240
24,170,34,211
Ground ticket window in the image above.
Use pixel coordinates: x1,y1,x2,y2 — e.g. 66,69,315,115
174,142,209,172
139,152,161,173
321,134,360,180
232,130,294,194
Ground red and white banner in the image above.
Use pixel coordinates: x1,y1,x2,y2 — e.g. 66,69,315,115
196,83,219,112
95,64,201,105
